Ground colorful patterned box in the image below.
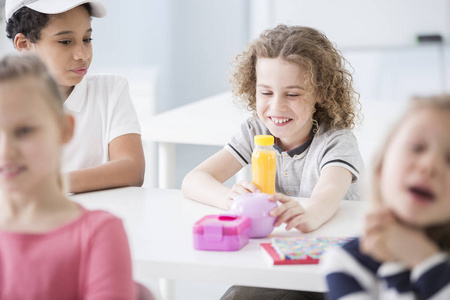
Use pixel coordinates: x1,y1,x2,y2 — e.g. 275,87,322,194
271,236,355,260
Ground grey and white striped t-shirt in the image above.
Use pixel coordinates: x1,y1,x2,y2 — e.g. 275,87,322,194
225,117,364,200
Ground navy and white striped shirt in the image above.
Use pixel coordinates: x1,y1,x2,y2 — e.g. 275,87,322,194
321,238,450,300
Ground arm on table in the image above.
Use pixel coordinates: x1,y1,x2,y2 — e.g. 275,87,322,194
303,166,353,231
66,134,145,193
182,149,248,210
271,166,352,232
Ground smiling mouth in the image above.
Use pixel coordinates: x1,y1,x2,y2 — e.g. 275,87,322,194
269,117,292,124
409,186,435,203
0,165,26,178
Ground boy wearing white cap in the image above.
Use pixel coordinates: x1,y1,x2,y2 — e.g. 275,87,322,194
5,0,145,194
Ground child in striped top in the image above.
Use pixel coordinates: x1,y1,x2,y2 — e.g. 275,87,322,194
322,95,450,300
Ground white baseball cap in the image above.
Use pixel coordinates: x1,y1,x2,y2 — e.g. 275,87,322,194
5,0,107,21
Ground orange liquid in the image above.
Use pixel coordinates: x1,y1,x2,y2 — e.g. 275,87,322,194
252,149,276,194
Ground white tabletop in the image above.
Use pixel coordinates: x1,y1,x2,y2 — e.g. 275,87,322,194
140,92,251,146
71,187,366,292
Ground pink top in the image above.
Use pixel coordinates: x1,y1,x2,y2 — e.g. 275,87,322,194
0,205,135,300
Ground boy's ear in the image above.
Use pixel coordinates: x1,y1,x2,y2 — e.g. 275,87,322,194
61,113,75,144
14,33,32,52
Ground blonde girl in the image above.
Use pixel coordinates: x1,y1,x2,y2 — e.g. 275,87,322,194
0,55,135,299
322,95,450,300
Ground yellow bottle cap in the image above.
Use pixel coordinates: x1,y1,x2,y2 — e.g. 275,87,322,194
254,135,274,146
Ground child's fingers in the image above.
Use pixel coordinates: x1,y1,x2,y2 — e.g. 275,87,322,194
364,209,395,233
230,182,252,196
360,233,391,262
268,193,293,203
238,180,261,193
288,215,312,232
271,203,305,227
269,198,302,217
364,214,385,234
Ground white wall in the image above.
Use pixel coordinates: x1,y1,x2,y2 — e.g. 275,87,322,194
269,0,450,49
1,1,447,188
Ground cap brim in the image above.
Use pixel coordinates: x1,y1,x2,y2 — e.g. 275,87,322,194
27,0,107,18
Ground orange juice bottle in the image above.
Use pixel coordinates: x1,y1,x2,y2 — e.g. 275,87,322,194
252,135,276,194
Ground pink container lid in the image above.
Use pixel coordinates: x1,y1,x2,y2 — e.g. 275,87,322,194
193,215,250,236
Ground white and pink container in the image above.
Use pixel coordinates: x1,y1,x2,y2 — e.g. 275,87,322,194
229,193,277,238
193,215,250,251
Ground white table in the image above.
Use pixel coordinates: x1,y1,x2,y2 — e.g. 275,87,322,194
140,92,251,188
71,187,366,300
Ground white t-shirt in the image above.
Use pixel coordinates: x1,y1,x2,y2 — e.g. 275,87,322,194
62,74,141,173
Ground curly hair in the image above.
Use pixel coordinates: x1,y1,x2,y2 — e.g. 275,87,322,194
6,4,92,44
231,24,361,130
370,95,450,252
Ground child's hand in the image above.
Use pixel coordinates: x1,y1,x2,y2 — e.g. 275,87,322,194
225,180,261,208
268,193,319,232
361,207,439,268
360,208,396,262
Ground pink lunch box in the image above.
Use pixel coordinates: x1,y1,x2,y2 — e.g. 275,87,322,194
193,215,251,251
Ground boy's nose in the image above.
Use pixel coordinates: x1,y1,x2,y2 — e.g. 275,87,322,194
270,94,287,111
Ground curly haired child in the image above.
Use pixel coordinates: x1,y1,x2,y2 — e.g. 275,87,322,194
183,24,363,234
5,0,145,193
183,25,364,299
322,95,450,300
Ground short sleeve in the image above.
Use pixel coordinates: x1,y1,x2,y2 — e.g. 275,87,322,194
319,130,363,183
411,253,450,299
321,239,377,300
83,215,135,300
108,78,141,143
224,117,262,167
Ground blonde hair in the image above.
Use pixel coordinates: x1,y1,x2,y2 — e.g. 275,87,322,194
370,95,450,252
231,24,361,130
0,54,67,192
0,54,64,115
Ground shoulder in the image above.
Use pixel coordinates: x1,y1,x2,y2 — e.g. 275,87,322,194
322,238,379,299
315,126,358,144
341,238,380,273
243,117,266,131
78,208,124,233
322,238,379,271
239,117,270,137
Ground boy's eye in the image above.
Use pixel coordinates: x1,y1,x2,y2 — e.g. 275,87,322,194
84,38,93,43
16,126,35,137
59,40,71,45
